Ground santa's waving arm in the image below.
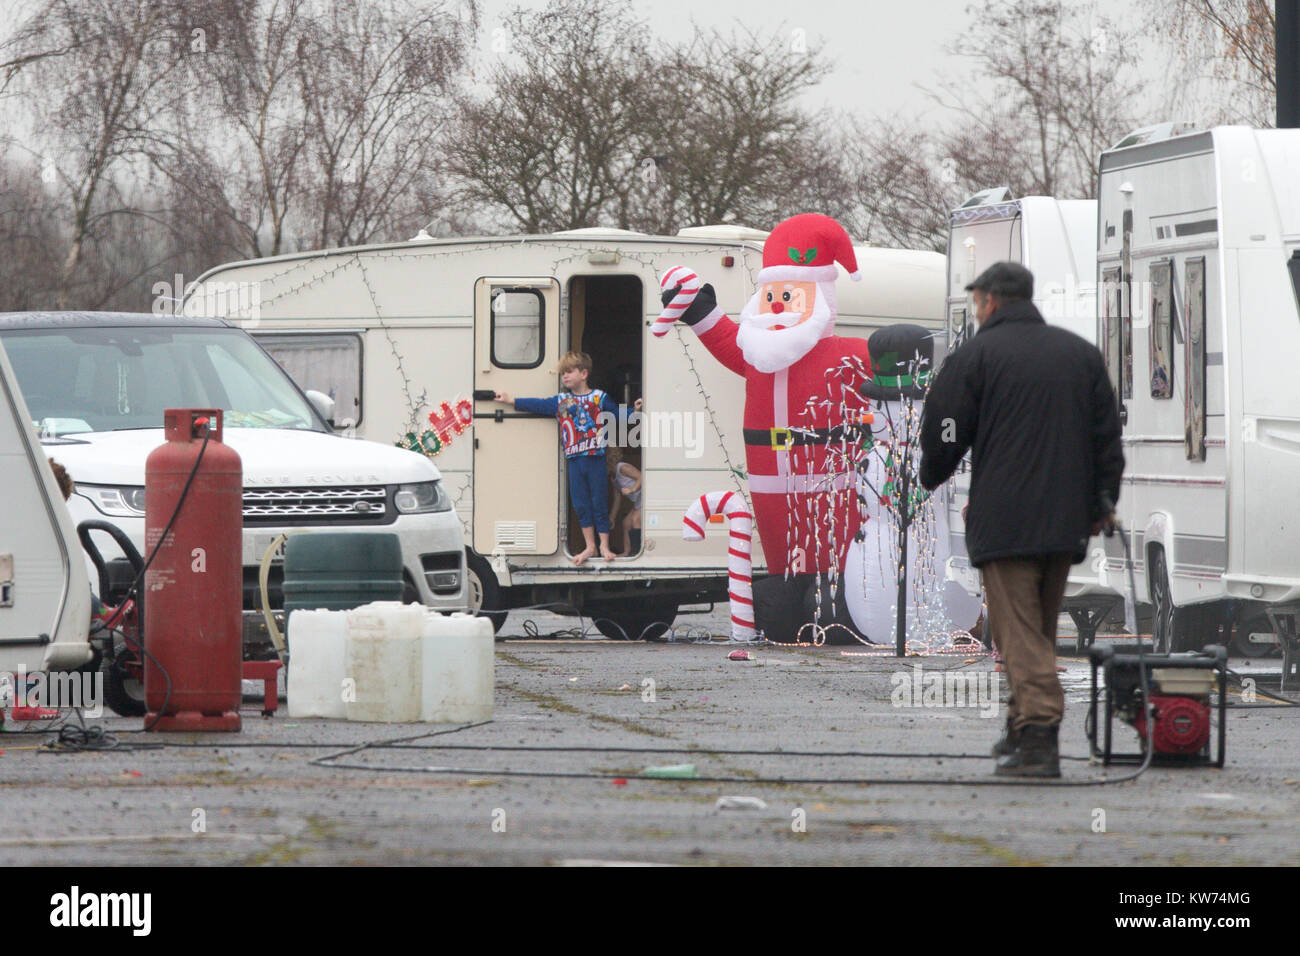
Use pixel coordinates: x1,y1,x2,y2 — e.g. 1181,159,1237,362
659,281,747,376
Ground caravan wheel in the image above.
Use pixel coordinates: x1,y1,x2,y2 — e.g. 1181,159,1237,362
587,598,678,641
1232,614,1280,659
102,659,146,717
1149,548,1177,654
466,550,507,634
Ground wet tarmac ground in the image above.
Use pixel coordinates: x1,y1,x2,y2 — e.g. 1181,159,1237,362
0,607,1296,866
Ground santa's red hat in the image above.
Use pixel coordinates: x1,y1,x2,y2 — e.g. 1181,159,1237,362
757,213,862,285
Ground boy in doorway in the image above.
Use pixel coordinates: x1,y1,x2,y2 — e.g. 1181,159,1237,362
494,351,642,565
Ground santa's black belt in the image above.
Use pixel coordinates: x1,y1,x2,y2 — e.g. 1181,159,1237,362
743,426,864,450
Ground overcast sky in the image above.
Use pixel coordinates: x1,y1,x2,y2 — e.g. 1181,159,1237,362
469,0,1149,125
0,0,1179,130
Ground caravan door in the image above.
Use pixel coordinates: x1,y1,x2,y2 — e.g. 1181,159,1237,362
472,277,561,556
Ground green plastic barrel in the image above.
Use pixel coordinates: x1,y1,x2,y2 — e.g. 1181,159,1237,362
282,532,405,614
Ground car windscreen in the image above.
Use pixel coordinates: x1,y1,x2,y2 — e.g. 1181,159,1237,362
0,326,324,435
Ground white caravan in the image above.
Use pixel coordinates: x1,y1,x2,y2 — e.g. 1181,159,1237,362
0,340,93,676
188,225,945,638
939,191,1112,647
1089,125,1300,670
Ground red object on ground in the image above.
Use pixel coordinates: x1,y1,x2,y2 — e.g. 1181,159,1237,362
1133,694,1211,755
143,409,243,732
8,705,60,720
728,650,752,661
243,660,282,716
612,778,628,786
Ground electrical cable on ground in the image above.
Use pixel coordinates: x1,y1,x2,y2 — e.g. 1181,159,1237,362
302,719,1155,788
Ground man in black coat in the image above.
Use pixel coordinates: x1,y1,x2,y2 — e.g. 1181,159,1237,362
919,261,1124,777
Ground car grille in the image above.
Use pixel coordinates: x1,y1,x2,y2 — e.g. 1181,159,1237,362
242,486,389,524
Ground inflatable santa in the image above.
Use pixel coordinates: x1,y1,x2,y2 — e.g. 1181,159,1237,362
657,213,874,641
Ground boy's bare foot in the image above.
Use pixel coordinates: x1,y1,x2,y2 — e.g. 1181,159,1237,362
599,545,617,561
572,546,595,566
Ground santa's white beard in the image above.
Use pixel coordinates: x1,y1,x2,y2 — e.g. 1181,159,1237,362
735,285,836,373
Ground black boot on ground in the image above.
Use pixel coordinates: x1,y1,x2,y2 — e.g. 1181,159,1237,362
991,718,1020,757
994,722,1060,778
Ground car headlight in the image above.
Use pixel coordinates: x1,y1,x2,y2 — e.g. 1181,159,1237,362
82,485,147,517
393,481,451,514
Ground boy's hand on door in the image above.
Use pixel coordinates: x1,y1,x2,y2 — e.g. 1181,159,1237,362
494,391,511,404
633,398,643,411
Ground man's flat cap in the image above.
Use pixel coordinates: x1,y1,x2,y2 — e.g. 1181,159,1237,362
965,261,1034,300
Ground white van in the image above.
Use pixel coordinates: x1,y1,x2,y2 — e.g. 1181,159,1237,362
940,191,1116,647
0,339,93,677
1093,125,1300,667
187,225,946,638
0,313,470,639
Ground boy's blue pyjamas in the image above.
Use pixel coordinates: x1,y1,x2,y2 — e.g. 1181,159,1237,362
566,455,609,533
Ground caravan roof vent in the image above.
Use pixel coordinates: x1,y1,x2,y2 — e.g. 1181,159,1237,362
676,224,770,241
959,187,1015,208
1111,122,1200,150
552,226,647,238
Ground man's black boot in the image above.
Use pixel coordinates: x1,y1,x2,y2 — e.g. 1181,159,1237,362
991,717,1019,757
994,722,1060,778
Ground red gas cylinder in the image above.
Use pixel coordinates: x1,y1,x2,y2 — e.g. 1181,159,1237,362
143,408,243,732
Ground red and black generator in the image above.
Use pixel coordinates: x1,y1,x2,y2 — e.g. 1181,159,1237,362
1087,643,1227,767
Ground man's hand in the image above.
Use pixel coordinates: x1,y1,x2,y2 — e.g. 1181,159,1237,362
660,282,717,326
633,397,643,412
1092,511,1117,537
494,390,511,404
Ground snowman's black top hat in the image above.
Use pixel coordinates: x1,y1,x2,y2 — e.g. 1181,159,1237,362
859,323,935,402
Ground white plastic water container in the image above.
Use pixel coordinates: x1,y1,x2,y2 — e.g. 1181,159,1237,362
344,602,424,722
286,609,349,719
420,612,495,722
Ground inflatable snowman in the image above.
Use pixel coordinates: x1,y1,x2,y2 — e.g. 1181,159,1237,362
843,325,983,645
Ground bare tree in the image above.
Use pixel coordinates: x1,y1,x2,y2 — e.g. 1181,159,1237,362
445,1,847,235
0,0,94,96
636,25,838,233
444,0,652,233
1145,0,1274,126
0,153,63,309
188,0,313,259
929,0,1148,199
836,0,1151,252
6,0,214,308
294,0,473,249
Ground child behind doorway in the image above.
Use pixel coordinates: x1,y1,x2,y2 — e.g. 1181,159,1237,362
606,447,643,556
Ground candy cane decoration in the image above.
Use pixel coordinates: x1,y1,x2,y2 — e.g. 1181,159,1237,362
653,265,700,337
683,491,755,641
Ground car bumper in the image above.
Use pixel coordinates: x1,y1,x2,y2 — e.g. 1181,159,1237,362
72,502,468,612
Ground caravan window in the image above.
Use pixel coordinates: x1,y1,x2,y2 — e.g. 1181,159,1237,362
1149,260,1175,399
1100,266,1122,401
1184,257,1207,461
256,333,363,427
490,287,544,369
